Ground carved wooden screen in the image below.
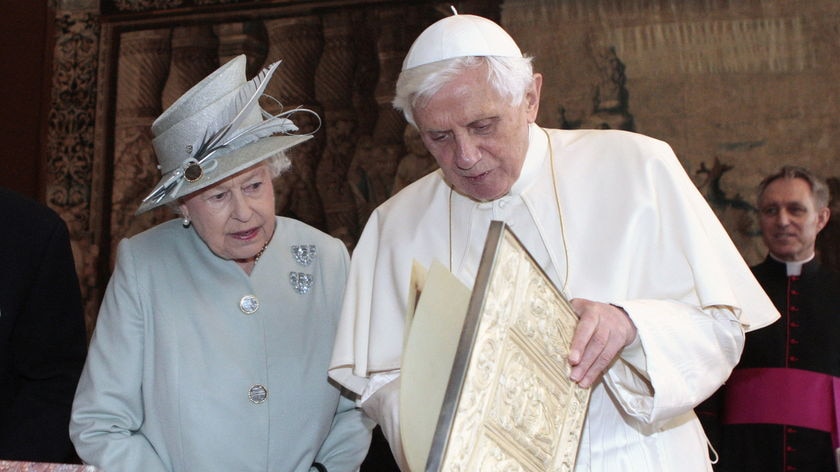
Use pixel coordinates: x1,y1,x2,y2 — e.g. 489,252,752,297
95,2,434,260
78,1,504,331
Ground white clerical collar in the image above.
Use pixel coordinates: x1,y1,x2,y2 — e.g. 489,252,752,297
769,252,815,276
509,123,548,196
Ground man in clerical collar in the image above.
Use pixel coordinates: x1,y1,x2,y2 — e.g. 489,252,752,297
709,165,840,472
757,165,831,273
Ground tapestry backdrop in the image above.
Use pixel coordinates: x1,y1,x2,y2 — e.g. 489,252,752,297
46,0,840,333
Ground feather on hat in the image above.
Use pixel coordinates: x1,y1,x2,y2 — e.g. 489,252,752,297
136,55,314,214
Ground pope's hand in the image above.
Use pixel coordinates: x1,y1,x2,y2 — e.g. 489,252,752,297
567,299,637,388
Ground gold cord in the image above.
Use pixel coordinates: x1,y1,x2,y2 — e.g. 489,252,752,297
449,185,454,271
544,127,570,294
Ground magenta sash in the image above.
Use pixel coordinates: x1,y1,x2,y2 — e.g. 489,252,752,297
722,367,840,449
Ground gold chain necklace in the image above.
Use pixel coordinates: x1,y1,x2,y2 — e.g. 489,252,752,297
254,245,267,263
254,239,270,264
448,127,570,294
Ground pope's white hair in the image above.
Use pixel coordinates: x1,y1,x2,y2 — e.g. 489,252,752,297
393,55,535,127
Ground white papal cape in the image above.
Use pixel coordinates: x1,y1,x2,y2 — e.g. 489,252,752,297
330,124,778,471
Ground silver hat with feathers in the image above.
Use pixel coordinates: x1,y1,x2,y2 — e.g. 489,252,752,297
137,54,315,214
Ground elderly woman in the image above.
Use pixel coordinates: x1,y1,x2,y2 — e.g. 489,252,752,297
70,55,372,472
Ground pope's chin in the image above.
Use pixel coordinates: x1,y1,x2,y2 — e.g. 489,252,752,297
452,175,512,202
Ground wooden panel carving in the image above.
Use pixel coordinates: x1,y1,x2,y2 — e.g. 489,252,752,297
48,4,102,332
47,1,455,333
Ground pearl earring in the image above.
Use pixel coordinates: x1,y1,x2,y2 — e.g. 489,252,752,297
182,217,191,228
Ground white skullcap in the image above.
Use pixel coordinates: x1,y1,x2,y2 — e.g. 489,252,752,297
402,14,522,71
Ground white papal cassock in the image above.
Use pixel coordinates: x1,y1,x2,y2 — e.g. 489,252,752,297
330,124,778,471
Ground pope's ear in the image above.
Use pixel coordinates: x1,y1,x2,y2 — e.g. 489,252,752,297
526,73,543,121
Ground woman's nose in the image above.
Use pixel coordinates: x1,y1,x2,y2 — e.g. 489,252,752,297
230,191,253,221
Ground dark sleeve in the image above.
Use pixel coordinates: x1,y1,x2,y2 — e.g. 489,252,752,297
0,210,88,462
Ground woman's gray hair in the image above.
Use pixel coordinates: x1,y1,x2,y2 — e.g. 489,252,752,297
393,55,535,127
169,152,290,214
265,152,291,178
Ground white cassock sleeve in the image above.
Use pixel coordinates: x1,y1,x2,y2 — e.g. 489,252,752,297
607,303,744,421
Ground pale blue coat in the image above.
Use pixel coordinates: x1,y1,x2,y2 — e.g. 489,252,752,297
71,217,372,472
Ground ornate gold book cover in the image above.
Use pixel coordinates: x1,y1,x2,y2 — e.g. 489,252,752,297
0,462,102,472
420,221,591,472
